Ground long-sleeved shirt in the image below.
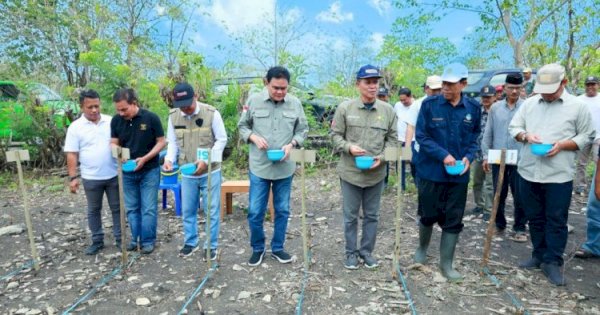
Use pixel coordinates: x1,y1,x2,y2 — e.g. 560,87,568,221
330,98,398,187
415,94,481,183
165,103,228,178
509,91,595,183
238,90,309,180
481,99,523,159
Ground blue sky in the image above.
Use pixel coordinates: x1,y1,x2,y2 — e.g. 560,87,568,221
179,0,482,83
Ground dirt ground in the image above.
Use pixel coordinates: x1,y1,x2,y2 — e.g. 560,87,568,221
0,166,599,315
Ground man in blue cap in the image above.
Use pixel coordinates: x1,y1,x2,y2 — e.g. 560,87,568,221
413,62,481,282
331,65,398,269
162,82,228,259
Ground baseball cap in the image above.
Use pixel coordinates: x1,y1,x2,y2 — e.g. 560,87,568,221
585,76,599,84
505,73,524,85
426,75,442,89
480,85,496,97
533,63,565,94
356,64,382,79
173,82,195,108
377,87,389,96
441,63,468,83
523,67,532,73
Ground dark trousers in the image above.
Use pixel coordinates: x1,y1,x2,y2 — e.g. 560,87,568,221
491,165,526,231
519,177,572,265
81,177,121,243
341,179,384,256
418,178,468,233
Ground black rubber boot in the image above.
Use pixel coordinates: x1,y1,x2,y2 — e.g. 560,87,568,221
414,224,433,264
439,232,463,282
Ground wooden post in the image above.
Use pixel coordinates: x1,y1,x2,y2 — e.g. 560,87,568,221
291,149,316,272
6,150,40,271
112,147,130,266
482,149,506,268
205,150,213,269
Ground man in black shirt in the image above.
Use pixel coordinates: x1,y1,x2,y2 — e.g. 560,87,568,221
110,88,166,254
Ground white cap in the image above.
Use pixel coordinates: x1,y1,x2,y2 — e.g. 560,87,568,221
426,75,442,89
441,63,468,83
533,63,565,94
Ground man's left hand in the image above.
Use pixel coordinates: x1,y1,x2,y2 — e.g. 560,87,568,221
134,157,146,171
369,157,382,169
281,143,294,161
459,157,470,175
193,160,208,175
546,141,563,157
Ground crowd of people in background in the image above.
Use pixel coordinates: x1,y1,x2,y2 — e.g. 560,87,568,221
64,62,600,289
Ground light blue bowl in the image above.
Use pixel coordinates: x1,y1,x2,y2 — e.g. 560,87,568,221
267,149,285,162
122,160,137,172
180,163,197,176
445,161,465,175
531,143,553,156
355,156,374,170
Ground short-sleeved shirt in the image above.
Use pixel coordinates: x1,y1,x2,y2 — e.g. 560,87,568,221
64,114,117,180
508,92,595,183
330,98,398,187
111,108,164,171
415,94,482,183
237,90,309,180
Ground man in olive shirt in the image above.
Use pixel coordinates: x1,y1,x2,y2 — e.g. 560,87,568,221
111,88,166,254
331,65,398,269
238,66,309,266
509,63,595,285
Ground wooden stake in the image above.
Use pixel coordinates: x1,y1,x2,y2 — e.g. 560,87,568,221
7,150,41,271
290,149,316,272
206,150,213,269
393,145,403,279
482,149,506,268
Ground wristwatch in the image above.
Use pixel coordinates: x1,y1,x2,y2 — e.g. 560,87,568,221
69,175,79,181
520,132,528,143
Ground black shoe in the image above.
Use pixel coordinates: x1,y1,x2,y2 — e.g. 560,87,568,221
271,250,293,263
85,242,104,255
126,243,138,251
179,245,199,257
248,250,265,266
202,249,217,261
541,263,566,286
519,257,542,270
141,244,154,255
471,207,483,215
344,253,359,270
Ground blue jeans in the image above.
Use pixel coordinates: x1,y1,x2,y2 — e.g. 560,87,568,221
248,172,293,253
123,167,160,247
584,173,600,255
519,176,572,265
181,170,221,249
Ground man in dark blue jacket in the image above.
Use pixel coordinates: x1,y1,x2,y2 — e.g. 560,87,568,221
413,63,481,282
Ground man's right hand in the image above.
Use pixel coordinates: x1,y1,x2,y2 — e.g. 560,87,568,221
249,134,269,150
525,133,542,144
163,160,173,172
349,145,366,156
69,178,79,194
443,154,456,165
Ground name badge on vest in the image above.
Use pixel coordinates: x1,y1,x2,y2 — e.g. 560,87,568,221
197,147,221,163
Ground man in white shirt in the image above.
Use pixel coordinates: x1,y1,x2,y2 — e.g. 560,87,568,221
575,76,600,195
394,88,414,189
64,90,120,255
163,82,227,259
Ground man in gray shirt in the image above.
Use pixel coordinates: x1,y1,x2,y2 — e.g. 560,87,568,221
238,66,309,266
482,73,526,242
509,63,595,286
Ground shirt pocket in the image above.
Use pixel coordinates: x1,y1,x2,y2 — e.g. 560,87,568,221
366,124,388,153
346,119,364,143
280,111,297,134
252,110,271,136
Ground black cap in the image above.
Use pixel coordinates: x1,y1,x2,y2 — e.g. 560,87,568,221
506,73,524,85
585,76,599,84
377,87,389,96
173,82,195,108
480,85,495,97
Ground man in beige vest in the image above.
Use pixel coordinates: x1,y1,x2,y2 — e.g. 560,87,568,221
163,82,228,259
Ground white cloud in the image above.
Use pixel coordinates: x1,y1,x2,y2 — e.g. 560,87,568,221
316,1,353,24
369,32,385,52
369,0,392,16
205,0,276,34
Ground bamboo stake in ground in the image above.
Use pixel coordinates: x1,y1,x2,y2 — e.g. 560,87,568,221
482,149,506,268
6,150,40,271
393,145,403,279
112,146,130,266
205,149,213,269
290,149,316,271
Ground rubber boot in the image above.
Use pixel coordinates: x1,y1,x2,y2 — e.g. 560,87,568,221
439,232,463,282
414,224,433,264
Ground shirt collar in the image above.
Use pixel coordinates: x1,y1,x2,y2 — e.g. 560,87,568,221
358,99,379,110
83,114,110,124
261,90,288,104
537,90,571,104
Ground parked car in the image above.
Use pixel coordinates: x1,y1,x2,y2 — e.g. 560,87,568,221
0,81,78,142
464,68,536,100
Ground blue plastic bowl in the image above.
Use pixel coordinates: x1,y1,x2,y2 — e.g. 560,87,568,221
267,149,285,162
122,160,137,172
531,143,553,156
355,156,374,170
180,163,197,176
445,161,465,175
